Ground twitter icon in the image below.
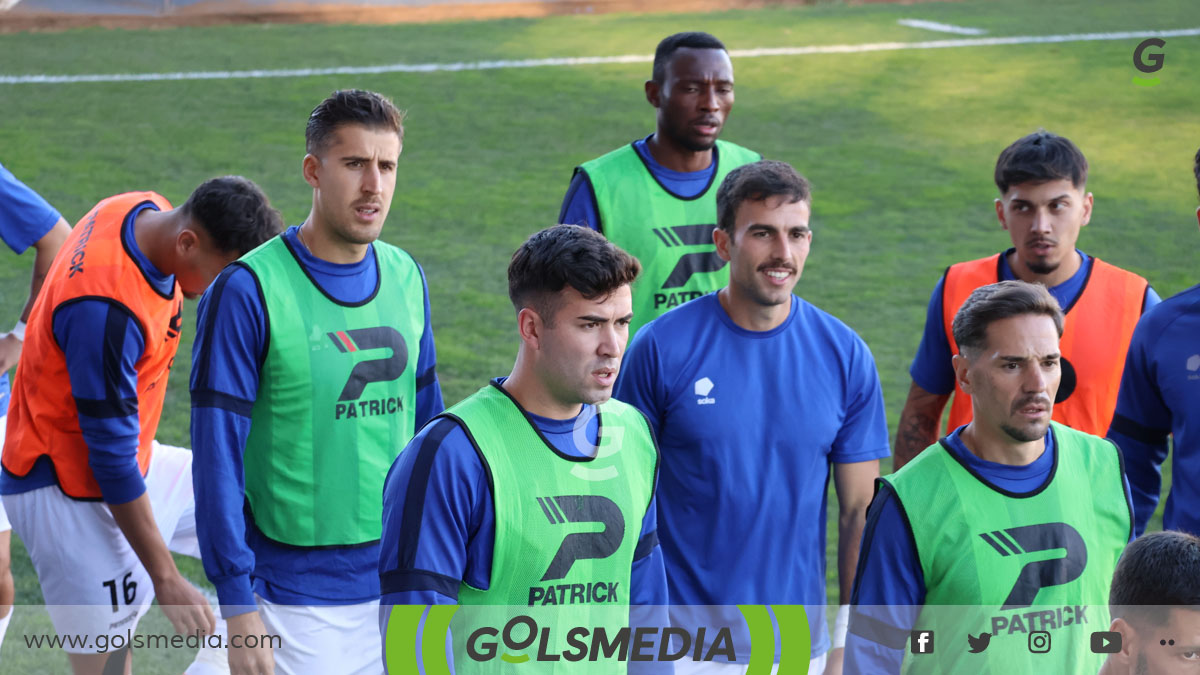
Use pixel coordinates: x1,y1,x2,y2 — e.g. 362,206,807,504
967,632,992,653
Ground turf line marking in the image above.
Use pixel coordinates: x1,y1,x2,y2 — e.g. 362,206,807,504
3,27,1198,85
897,19,987,36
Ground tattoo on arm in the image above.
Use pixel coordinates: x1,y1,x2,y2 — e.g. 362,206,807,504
893,383,950,470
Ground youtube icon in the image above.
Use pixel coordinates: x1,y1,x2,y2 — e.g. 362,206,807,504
1091,631,1122,654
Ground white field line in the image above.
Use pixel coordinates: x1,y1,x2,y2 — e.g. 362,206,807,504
2,27,1199,85
897,19,987,36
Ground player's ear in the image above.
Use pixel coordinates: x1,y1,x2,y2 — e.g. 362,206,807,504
994,198,1008,230
302,153,321,189
713,226,733,262
176,225,199,256
645,79,661,108
1079,191,1094,228
953,353,973,394
1109,617,1137,665
516,307,543,349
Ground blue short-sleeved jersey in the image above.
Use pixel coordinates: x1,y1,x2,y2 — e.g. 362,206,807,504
1109,283,1200,536
909,249,1160,395
0,161,63,416
615,293,891,659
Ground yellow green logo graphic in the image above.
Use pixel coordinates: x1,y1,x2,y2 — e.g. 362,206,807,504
384,604,811,673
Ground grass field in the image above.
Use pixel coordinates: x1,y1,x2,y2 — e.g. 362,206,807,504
2,0,1198,668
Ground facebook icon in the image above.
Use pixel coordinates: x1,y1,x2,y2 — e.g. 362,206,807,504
910,630,935,654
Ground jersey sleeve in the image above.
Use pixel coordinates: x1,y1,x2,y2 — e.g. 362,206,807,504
846,483,926,675
909,276,957,395
0,162,62,255
379,417,494,606
52,298,147,504
1108,311,1172,536
1142,285,1162,314
188,264,268,612
413,263,445,429
830,336,891,463
613,329,668,440
558,170,602,232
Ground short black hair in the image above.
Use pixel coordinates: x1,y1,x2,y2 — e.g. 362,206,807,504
652,32,727,84
508,225,641,325
1193,146,1200,201
306,89,405,155
952,280,1064,357
181,176,283,256
994,131,1089,194
716,160,811,235
1110,531,1200,628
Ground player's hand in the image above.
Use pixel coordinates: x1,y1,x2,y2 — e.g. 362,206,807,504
823,647,844,675
228,611,275,675
154,572,216,636
0,332,20,374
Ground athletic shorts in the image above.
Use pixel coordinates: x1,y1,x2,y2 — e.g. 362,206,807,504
257,595,382,675
3,442,199,650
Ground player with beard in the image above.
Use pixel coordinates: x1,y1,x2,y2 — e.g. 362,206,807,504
893,132,1158,469
1100,531,1200,675
191,90,443,674
846,281,1134,675
616,161,889,674
559,31,761,335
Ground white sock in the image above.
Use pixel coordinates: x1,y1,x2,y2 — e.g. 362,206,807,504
0,606,12,656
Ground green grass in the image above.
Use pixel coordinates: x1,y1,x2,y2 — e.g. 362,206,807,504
2,0,1197,667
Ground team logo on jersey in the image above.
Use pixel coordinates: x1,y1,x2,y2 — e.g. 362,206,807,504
652,224,726,310
165,303,183,341
694,377,716,405
528,495,625,606
978,522,1087,610
329,326,408,420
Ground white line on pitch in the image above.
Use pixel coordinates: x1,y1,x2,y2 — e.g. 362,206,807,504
897,19,987,36
2,27,1198,85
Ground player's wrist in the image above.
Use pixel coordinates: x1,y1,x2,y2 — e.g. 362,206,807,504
832,604,850,649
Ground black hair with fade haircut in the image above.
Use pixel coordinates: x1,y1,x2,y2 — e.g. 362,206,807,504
952,280,1064,358
181,176,283,256
716,160,811,236
994,130,1089,194
305,89,405,156
508,225,641,326
1110,530,1200,627
652,31,727,84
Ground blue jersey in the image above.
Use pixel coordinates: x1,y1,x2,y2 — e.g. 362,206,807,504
378,381,667,606
558,135,717,231
910,249,1161,394
0,161,63,416
846,427,1134,674
1109,283,1200,536
190,225,443,612
614,293,891,659
0,201,168,505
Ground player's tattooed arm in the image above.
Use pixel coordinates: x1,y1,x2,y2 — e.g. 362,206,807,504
892,382,950,470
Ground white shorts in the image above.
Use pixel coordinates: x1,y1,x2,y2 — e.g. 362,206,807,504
0,415,10,533
674,652,827,675
257,595,382,675
3,441,198,651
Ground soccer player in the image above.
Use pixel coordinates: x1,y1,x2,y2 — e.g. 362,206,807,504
1107,147,1200,538
846,280,1134,675
191,89,443,675
1,175,281,675
893,131,1159,469
559,31,761,335
378,225,665,672
0,161,70,653
1099,530,1200,675
616,160,889,674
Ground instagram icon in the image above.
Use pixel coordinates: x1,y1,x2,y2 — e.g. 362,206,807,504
1028,631,1051,653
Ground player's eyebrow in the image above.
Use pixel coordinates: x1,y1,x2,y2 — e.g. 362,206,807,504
997,353,1060,362
577,314,611,323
